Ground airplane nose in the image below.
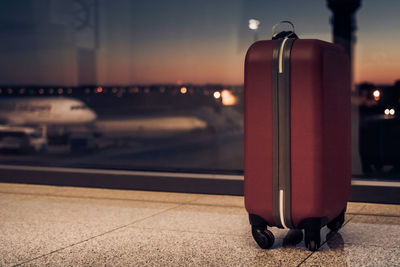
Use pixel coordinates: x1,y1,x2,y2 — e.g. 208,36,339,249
90,110,97,121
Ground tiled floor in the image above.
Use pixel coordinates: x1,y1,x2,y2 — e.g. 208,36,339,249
0,183,399,266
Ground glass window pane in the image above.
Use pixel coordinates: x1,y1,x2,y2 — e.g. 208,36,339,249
0,0,399,190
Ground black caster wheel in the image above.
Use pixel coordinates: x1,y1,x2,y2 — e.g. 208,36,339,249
304,223,321,251
327,209,345,231
305,232,320,251
306,240,319,251
251,226,275,249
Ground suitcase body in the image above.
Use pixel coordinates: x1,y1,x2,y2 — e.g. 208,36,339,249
244,37,351,250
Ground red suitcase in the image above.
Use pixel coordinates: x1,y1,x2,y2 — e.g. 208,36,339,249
244,24,351,251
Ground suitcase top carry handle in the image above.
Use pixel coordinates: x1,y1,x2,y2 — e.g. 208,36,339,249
272,21,298,40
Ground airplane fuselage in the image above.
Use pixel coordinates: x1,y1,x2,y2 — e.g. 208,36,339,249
0,97,97,125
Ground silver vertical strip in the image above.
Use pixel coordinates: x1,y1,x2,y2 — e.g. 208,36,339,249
279,189,289,228
278,38,296,229
272,39,283,228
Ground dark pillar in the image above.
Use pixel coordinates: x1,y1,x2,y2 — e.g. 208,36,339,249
327,0,361,64
327,0,362,174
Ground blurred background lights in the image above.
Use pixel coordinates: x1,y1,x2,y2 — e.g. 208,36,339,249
180,87,187,94
248,19,260,30
221,89,238,106
373,89,381,101
213,91,221,99
384,108,395,115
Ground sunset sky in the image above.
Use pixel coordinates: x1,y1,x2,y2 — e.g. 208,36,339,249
0,0,399,86
97,0,400,86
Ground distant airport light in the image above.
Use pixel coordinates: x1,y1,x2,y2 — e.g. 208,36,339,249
112,87,118,94
249,19,260,30
117,88,125,96
159,87,165,93
221,89,238,106
39,88,44,94
8,88,13,94
19,88,25,94
133,87,139,93
144,88,150,94
57,88,63,94
180,87,187,94
213,91,221,99
96,87,103,93
390,109,395,115
49,88,54,95
204,90,210,96
384,109,390,115
373,89,381,101
0,89,2,94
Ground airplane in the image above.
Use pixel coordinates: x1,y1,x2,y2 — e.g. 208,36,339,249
0,96,97,126
0,97,97,148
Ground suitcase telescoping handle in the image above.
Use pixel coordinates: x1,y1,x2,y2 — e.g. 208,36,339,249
272,21,298,40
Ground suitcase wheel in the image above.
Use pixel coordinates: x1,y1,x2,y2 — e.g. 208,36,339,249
304,230,321,251
327,209,345,231
304,219,322,251
251,226,275,249
307,240,319,251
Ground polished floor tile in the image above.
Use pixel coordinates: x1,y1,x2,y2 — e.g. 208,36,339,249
0,189,178,266
0,221,117,266
192,194,245,208
1,183,399,266
131,204,250,236
0,193,178,225
346,202,366,214
302,243,400,267
336,215,400,248
356,203,400,217
0,183,199,204
21,227,313,267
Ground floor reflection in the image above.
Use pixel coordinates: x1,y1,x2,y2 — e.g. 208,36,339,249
326,231,345,250
282,229,304,247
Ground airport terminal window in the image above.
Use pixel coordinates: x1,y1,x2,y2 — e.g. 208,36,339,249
0,0,399,188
